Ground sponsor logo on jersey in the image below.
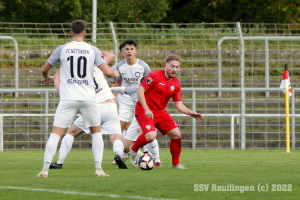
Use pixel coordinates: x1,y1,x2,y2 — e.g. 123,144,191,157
159,83,165,85
122,73,126,75
146,125,151,130
49,53,54,59
99,53,104,59
146,77,154,84
170,85,175,91
135,72,141,77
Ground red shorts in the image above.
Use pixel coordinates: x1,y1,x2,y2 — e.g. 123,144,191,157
135,109,178,135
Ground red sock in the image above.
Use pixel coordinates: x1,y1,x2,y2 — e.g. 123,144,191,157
131,134,150,152
170,138,181,165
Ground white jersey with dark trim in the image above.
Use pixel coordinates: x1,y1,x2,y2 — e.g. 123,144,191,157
114,58,151,105
48,41,107,101
94,67,115,103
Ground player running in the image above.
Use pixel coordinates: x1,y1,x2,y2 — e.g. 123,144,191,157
129,54,203,169
49,65,127,170
35,20,119,178
111,85,162,166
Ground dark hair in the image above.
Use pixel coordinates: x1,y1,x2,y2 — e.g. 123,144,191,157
140,77,145,84
71,20,87,34
119,42,125,52
123,39,137,48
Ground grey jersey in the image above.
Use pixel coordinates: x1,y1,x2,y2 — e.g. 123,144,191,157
114,58,150,105
124,86,139,106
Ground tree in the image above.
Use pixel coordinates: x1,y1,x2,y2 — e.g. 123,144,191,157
0,0,170,23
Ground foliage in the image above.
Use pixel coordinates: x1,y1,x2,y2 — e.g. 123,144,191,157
164,0,300,23
0,0,170,23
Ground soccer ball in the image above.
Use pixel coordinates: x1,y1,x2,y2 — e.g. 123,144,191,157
138,153,155,170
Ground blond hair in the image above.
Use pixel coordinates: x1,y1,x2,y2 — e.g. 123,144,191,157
166,54,181,63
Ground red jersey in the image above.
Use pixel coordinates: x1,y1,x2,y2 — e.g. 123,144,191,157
136,70,181,113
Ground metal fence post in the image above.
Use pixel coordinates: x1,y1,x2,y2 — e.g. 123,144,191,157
217,38,222,98
109,22,118,64
92,0,97,43
292,94,295,149
0,115,3,151
265,38,269,98
192,89,196,149
237,22,246,150
0,36,18,98
231,115,235,150
45,91,49,143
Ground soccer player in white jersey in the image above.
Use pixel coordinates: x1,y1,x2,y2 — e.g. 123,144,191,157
49,66,127,169
113,40,151,135
35,20,119,178
111,85,162,166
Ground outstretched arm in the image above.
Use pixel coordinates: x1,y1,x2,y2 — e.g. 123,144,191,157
98,63,120,78
174,101,203,122
110,87,127,94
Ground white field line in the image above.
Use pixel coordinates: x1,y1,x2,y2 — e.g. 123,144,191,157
0,186,179,200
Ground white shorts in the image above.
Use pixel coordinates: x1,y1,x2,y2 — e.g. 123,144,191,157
124,116,141,141
53,100,100,129
74,103,121,135
118,98,134,123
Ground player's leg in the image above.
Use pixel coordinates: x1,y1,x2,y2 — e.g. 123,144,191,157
50,121,84,169
156,110,185,169
123,117,144,166
119,101,134,137
100,102,127,169
165,127,185,169
147,139,162,166
35,101,78,178
81,101,109,177
109,134,127,169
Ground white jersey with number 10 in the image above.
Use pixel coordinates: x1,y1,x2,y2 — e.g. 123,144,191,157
48,41,107,101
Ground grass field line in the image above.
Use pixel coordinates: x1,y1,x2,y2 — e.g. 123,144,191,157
0,186,179,200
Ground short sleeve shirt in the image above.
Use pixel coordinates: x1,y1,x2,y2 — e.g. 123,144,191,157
48,41,107,101
114,58,151,105
136,70,181,113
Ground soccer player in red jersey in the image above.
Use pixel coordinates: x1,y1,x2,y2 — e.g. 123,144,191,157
130,54,203,169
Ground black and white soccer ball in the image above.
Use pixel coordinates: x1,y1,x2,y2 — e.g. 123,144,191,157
138,153,155,170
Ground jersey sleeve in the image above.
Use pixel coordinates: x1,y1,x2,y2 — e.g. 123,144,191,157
172,82,182,101
48,45,64,66
90,46,107,67
138,60,151,78
114,63,123,80
109,64,117,82
141,72,155,91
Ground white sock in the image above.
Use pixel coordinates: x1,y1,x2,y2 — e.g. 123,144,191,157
113,139,124,157
137,149,143,159
43,133,60,171
122,130,127,141
57,133,74,164
92,132,103,169
143,145,149,153
148,139,161,163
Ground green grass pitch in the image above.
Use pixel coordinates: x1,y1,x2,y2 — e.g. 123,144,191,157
0,150,299,200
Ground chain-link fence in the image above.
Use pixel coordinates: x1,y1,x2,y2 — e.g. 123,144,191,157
1,22,300,150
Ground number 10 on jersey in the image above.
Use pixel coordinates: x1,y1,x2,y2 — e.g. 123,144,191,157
67,56,87,78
